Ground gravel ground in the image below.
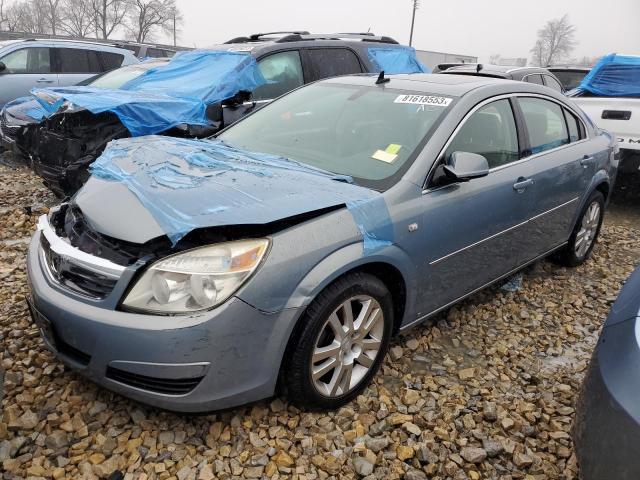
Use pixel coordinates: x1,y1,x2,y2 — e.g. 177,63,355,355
1,158,639,480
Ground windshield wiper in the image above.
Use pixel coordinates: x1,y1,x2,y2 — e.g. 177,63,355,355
331,174,354,184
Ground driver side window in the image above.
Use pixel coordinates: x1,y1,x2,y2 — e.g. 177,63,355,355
430,99,519,188
445,99,519,169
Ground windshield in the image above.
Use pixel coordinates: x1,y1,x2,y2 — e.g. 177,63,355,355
89,63,163,89
218,82,453,189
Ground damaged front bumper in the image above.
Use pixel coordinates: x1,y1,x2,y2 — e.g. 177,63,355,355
26,215,300,412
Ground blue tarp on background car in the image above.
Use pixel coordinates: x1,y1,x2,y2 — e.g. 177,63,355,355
89,136,394,253
31,50,267,137
577,54,640,97
368,46,429,74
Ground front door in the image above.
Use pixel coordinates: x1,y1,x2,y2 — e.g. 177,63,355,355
415,98,533,317
0,47,57,106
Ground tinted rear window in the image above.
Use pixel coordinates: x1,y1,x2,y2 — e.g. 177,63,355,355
98,51,124,70
307,48,363,80
55,48,102,73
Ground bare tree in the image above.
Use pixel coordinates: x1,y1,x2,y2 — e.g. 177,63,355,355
530,14,576,66
60,0,95,37
489,54,501,65
126,0,177,43
44,0,62,34
91,0,128,39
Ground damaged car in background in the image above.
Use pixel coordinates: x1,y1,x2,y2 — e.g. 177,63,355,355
0,58,169,162
27,73,616,412
20,32,428,197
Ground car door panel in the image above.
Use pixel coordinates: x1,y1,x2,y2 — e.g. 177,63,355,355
416,169,532,317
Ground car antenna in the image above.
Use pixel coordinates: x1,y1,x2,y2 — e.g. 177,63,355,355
376,70,390,85
476,63,483,73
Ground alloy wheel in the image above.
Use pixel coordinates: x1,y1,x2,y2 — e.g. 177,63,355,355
575,201,601,258
311,295,385,397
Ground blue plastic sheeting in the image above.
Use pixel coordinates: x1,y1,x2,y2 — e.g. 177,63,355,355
577,54,640,97
3,96,46,121
368,46,429,74
89,136,394,253
32,50,267,136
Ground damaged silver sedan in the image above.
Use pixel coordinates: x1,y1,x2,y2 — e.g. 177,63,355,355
27,73,617,411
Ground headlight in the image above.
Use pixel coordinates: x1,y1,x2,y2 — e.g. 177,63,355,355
122,239,269,314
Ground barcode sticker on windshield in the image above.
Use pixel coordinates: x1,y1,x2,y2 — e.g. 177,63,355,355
394,95,452,107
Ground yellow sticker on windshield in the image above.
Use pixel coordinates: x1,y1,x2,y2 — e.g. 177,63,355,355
372,150,398,163
385,144,402,155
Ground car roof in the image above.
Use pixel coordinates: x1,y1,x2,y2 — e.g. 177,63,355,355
321,73,513,96
1,38,136,52
548,66,591,71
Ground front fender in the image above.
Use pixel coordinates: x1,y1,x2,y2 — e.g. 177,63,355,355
282,241,419,326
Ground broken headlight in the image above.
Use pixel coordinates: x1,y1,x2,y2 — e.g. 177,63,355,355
122,239,269,314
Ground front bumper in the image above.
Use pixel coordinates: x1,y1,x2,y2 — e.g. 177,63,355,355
573,317,640,480
26,229,301,412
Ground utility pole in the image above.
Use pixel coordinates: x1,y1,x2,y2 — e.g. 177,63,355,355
409,0,419,47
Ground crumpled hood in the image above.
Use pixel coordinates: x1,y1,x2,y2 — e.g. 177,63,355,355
3,96,46,125
77,136,393,252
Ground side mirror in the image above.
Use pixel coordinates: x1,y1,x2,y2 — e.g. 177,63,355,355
443,151,489,181
0,62,6,73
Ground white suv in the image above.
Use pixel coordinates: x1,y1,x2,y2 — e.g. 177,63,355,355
0,38,138,106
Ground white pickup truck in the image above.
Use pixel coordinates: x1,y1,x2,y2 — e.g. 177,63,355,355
569,54,640,172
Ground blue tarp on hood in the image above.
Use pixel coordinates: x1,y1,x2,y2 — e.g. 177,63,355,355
88,136,394,253
3,96,46,122
368,46,429,74
576,54,640,97
31,50,267,136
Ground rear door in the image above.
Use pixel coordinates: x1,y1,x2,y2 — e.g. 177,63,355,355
514,96,593,260
416,97,532,316
302,47,364,81
0,47,57,106
53,47,117,87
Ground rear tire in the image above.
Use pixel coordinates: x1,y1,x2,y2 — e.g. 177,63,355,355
283,272,393,410
555,190,604,267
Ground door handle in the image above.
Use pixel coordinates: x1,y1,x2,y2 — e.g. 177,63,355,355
36,78,54,83
513,178,534,192
581,155,595,167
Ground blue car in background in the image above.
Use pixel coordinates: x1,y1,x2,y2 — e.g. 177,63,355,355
26,72,616,412
574,265,640,480
16,32,427,197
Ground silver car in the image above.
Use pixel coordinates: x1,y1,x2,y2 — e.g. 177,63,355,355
27,73,617,412
0,38,138,107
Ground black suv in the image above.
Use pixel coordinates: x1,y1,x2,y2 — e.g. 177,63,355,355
21,31,421,197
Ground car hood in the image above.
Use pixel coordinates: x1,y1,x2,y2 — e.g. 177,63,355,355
76,136,393,251
2,96,46,126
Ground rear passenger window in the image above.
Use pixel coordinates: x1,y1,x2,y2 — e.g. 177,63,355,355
306,48,363,80
98,52,124,71
0,47,51,73
55,48,102,73
444,99,519,169
525,74,544,85
146,48,167,58
519,98,569,154
253,51,304,101
543,75,564,92
564,109,582,142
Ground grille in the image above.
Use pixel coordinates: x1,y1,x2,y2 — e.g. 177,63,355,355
105,366,204,395
0,119,19,141
41,235,118,299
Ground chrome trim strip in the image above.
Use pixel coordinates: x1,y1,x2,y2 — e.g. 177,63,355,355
402,242,568,332
428,196,579,265
37,215,125,279
529,196,579,221
429,219,529,266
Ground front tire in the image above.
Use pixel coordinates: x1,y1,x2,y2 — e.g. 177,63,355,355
283,272,394,410
556,190,605,267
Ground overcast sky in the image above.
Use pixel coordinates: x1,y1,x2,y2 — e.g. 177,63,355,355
172,0,638,62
